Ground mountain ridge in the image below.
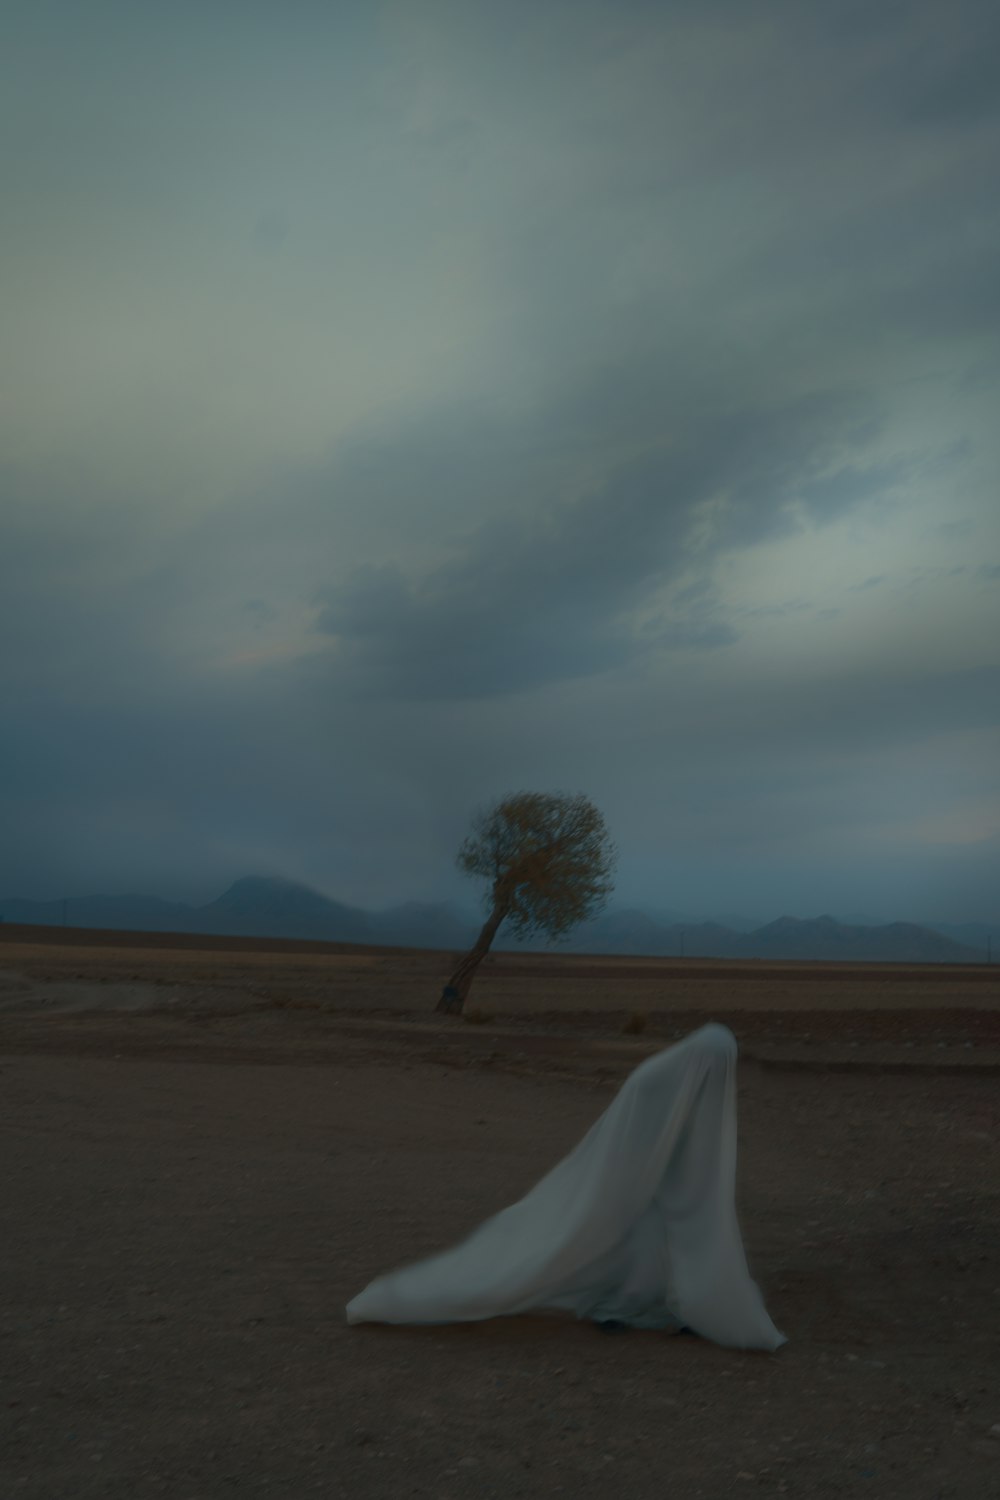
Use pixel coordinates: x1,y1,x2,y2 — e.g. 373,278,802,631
0,876,989,963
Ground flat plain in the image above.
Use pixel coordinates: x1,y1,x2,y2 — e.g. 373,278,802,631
1,925,998,1499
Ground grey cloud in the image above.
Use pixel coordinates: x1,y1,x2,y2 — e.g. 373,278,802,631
650,618,739,650
311,384,898,699
797,1,1000,135
797,460,911,524
724,663,1000,754
958,355,1000,393
595,657,1000,775
893,14,1000,128
734,600,813,620
317,566,413,639
243,598,277,625
1,0,998,919
902,564,973,589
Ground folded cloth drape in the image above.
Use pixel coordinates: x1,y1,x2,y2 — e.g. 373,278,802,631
346,1022,785,1351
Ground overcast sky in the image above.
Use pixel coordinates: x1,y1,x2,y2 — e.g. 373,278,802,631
2,0,998,924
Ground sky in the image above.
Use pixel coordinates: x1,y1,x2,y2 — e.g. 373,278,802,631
2,0,998,924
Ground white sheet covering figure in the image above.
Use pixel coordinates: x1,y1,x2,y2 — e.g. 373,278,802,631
346,1022,785,1351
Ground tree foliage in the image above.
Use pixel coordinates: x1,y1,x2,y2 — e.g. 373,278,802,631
437,790,616,1012
459,791,616,938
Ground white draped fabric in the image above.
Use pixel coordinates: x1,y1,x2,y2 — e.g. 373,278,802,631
346,1022,785,1351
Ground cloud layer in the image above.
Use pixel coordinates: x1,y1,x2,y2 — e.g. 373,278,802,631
1,0,998,922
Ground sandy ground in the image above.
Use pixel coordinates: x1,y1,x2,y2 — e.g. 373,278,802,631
1,930,999,1498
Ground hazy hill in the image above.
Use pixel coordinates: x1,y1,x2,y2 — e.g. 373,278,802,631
0,879,985,963
920,921,994,959
547,907,679,955
0,878,377,946
198,877,374,944
542,910,735,958
733,915,978,964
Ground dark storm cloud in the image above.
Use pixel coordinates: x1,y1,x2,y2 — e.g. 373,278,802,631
312,386,908,698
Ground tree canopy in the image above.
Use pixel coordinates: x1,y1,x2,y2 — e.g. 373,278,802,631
437,790,616,1012
459,790,616,937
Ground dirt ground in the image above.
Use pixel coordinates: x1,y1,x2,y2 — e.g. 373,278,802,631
1,928,998,1498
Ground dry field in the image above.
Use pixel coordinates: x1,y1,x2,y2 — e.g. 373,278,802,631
1,926,998,1499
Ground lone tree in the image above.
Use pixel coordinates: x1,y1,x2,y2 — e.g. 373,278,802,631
436,791,616,1015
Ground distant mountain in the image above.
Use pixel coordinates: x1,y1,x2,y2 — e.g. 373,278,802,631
0,878,377,946
505,910,980,963
920,921,995,959
0,878,481,953
0,880,986,963
551,908,682,955
517,911,980,963
711,912,761,934
733,915,979,964
197,876,374,944
545,910,736,958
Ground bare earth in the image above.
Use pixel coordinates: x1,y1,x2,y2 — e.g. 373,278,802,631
1,927,998,1499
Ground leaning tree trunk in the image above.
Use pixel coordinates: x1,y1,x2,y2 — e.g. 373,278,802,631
437,900,508,1014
